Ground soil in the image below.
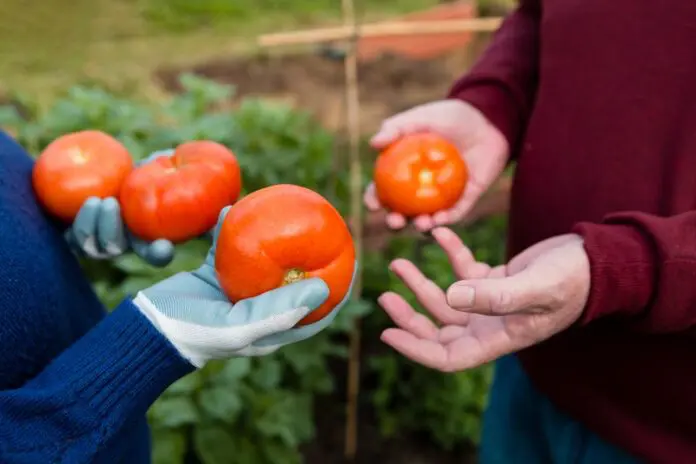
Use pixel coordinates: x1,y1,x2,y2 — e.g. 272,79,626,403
155,31,493,136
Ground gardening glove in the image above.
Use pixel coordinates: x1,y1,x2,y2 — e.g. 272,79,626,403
65,149,178,267
132,206,358,367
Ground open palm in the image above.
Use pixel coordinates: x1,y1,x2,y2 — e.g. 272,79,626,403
365,100,509,232
379,228,586,372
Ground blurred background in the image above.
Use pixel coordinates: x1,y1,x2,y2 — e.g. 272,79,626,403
0,0,515,463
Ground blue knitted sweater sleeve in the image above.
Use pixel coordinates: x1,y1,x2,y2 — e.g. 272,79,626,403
0,300,194,463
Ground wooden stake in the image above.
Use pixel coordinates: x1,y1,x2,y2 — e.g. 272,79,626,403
257,17,503,48
342,0,363,460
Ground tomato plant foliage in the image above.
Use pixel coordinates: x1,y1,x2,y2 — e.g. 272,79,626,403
1,75,505,463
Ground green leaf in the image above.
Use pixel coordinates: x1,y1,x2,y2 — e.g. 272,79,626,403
249,357,282,390
329,298,373,332
255,392,314,447
151,428,187,464
167,370,204,395
198,386,243,423
0,105,23,128
194,425,258,464
261,439,302,464
212,358,251,385
148,396,199,428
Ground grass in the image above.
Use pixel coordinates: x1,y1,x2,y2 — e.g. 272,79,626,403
0,0,447,108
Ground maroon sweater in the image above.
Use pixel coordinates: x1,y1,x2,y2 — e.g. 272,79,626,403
449,1,696,462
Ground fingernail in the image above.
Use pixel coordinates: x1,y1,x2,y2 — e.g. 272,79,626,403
447,285,475,308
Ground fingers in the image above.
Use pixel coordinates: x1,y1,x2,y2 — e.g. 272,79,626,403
438,325,467,344
371,106,437,149
431,227,491,279
389,259,470,325
365,183,409,229
385,212,407,230
252,301,339,347
446,269,550,316
381,316,523,372
253,260,358,347
71,196,175,264
370,121,403,148
378,291,439,340
380,328,452,370
130,234,175,267
72,197,102,257
230,278,330,340
363,183,381,211
73,197,129,259
413,215,436,232
211,206,232,243
96,197,128,255
432,188,481,228
196,205,232,267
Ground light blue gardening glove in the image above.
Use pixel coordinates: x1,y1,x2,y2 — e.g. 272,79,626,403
65,149,178,267
132,206,358,367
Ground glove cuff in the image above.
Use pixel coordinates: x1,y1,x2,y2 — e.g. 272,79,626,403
132,292,208,368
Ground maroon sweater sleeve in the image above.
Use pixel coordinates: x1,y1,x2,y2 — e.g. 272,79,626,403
447,0,541,153
572,211,696,333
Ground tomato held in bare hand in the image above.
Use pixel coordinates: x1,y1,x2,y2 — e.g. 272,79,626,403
215,184,355,326
32,130,133,222
373,132,469,217
120,140,242,243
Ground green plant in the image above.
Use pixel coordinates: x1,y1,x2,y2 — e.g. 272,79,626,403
366,217,507,450
1,74,506,462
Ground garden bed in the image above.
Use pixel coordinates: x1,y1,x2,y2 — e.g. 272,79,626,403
155,32,493,136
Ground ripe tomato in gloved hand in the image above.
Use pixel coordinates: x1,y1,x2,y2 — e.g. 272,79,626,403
32,130,133,222
214,184,356,326
120,140,242,243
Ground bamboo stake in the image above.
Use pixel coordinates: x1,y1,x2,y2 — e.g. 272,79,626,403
342,0,362,460
257,17,502,48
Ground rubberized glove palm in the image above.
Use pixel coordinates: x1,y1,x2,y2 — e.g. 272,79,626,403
133,206,357,367
65,149,176,266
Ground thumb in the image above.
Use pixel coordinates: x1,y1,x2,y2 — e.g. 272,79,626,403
211,206,232,242
446,269,550,315
227,278,330,341
370,125,401,148
131,237,175,267
236,278,330,321
204,205,232,265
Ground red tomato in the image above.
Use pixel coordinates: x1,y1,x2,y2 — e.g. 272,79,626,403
215,184,355,326
120,140,242,243
374,132,469,216
32,130,133,222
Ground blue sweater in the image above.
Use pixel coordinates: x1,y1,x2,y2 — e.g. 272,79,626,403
0,131,193,463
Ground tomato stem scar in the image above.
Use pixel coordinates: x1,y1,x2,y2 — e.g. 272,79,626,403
282,268,306,286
